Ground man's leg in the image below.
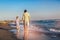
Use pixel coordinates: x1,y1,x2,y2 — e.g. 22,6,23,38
24,21,29,40
27,22,29,27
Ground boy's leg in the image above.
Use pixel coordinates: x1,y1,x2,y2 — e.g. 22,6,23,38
16,24,20,39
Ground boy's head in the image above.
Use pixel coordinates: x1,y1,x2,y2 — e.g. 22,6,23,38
16,16,19,19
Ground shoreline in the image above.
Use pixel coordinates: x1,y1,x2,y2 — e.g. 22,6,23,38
0,23,22,40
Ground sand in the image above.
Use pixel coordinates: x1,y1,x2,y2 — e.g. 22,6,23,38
0,23,21,40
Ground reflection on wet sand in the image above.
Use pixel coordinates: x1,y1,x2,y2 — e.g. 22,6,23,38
28,31,48,40
24,26,29,40
16,25,49,40
28,26,48,40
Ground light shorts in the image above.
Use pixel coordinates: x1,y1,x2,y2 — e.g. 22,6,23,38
25,21,29,27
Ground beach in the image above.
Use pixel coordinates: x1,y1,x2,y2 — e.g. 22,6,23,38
0,22,21,40
0,20,60,40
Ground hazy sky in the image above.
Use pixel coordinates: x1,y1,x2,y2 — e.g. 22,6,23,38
0,0,60,20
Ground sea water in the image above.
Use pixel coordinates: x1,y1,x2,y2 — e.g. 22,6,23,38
9,20,60,40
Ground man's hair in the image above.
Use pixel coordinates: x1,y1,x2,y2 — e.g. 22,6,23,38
24,9,27,13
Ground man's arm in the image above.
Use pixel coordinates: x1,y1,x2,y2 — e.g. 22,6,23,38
28,13,30,22
29,16,30,22
22,14,24,22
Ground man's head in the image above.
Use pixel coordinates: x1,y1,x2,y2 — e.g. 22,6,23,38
24,9,27,13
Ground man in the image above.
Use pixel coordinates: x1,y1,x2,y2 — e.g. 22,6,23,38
22,9,30,40
22,9,30,27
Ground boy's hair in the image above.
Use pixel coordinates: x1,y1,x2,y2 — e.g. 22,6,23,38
24,9,27,13
16,16,19,19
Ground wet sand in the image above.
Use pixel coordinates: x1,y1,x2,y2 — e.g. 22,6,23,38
0,23,21,40
28,30,60,40
3,22,60,40
28,26,60,40
0,29,17,40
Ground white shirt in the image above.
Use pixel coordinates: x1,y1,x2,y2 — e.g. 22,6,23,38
16,18,20,26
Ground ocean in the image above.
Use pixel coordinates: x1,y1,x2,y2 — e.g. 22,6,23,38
9,20,60,40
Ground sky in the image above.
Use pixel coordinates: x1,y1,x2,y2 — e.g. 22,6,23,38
0,0,60,20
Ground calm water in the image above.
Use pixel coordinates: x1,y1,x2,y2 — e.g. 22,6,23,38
9,20,60,40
